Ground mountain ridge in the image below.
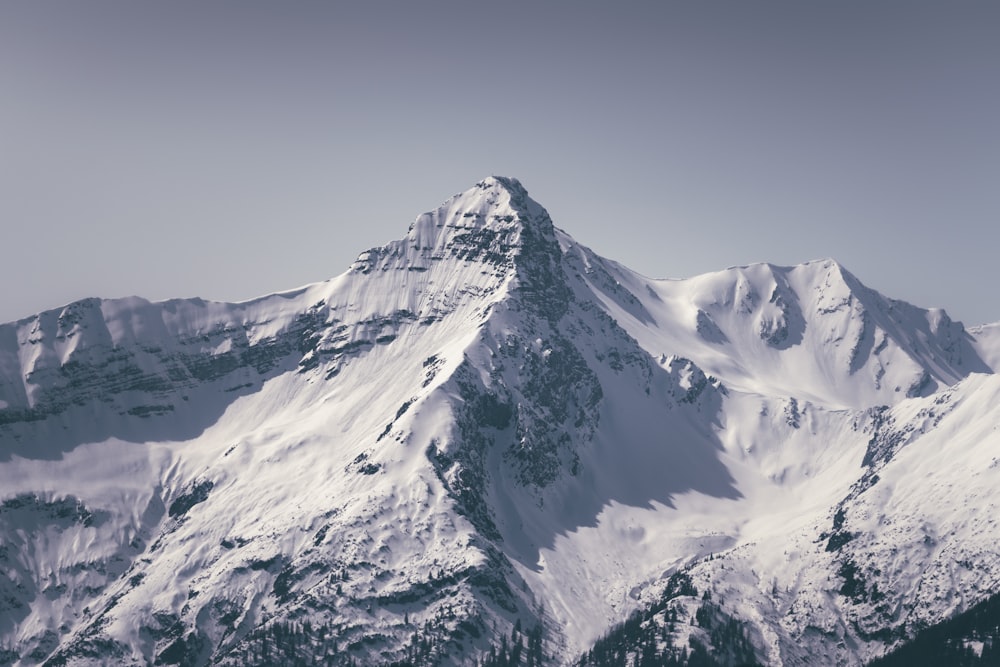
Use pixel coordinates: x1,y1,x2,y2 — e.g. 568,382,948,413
1,177,999,666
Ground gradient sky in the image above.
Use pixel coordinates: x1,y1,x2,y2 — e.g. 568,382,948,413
2,1,998,326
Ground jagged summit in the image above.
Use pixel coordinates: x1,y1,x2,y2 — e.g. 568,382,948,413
349,176,555,275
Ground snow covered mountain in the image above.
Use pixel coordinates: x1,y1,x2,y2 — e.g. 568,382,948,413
1,176,998,666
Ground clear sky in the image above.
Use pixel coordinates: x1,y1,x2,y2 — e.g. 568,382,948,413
2,1,998,326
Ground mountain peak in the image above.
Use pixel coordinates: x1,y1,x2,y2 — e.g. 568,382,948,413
350,176,556,275
476,174,525,192
443,174,538,223
5,176,1000,667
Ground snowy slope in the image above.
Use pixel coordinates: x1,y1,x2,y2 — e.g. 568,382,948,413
557,241,989,408
0,176,997,666
643,372,1000,666
970,322,1000,372
0,178,538,665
